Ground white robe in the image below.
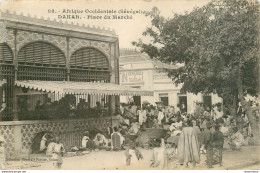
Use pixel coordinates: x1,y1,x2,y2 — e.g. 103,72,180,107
40,134,47,151
128,149,138,165
82,136,89,148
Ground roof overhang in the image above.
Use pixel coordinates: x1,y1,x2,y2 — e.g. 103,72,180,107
15,80,153,96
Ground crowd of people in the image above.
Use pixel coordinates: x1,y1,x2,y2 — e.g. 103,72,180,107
1,100,258,169
113,101,259,168
31,97,110,120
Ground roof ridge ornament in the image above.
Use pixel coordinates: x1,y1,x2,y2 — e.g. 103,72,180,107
1,11,117,36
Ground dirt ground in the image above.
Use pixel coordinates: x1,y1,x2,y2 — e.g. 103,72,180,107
5,146,260,170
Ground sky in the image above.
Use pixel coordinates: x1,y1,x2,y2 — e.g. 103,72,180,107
0,0,209,48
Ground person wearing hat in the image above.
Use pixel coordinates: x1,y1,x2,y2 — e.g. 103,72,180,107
0,135,6,169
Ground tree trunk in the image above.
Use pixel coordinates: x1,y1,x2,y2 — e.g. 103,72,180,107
236,75,260,144
229,92,238,118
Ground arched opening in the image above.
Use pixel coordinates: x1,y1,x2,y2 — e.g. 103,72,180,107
0,43,15,121
0,43,13,64
17,41,67,81
69,47,110,82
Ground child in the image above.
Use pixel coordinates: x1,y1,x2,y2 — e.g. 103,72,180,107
56,146,64,168
52,137,65,169
0,136,6,170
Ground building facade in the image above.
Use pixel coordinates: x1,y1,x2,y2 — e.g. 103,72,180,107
0,11,151,158
119,49,223,113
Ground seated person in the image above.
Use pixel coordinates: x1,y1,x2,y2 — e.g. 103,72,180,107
128,122,140,135
111,127,125,151
40,133,52,152
229,127,244,150
82,131,90,148
93,133,108,149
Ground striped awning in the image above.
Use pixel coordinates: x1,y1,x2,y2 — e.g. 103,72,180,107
15,80,153,96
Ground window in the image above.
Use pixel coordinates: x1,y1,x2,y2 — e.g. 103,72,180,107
70,47,109,70
178,94,187,113
18,42,66,67
69,47,110,82
0,43,13,64
203,95,212,109
17,42,67,81
159,93,168,106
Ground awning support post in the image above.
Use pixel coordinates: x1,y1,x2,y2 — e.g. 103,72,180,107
110,95,116,116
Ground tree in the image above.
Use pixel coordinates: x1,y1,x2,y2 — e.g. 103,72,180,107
133,0,260,143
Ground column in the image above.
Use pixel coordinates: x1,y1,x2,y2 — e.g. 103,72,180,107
66,37,70,81
13,125,22,157
13,29,18,121
110,95,116,116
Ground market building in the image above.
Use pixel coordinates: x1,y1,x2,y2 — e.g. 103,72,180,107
0,11,152,157
119,49,223,112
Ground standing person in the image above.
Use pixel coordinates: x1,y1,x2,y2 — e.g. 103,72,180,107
204,122,214,168
138,107,147,128
0,136,6,170
151,138,168,169
157,108,165,127
212,124,224,167
146,106,154,128
130,102,137,117
177,120,200,167
194,103,203,119
52,137,65,168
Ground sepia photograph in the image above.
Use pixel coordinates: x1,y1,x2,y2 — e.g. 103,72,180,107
0,0,259,171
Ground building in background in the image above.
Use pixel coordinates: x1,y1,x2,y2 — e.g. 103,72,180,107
119,49,223,113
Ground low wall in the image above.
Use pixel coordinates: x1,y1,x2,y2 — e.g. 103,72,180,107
0,116,119,158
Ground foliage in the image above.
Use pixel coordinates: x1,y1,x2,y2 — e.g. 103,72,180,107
133,0,259,98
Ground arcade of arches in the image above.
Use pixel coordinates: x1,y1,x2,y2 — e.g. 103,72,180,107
0,42,112,121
